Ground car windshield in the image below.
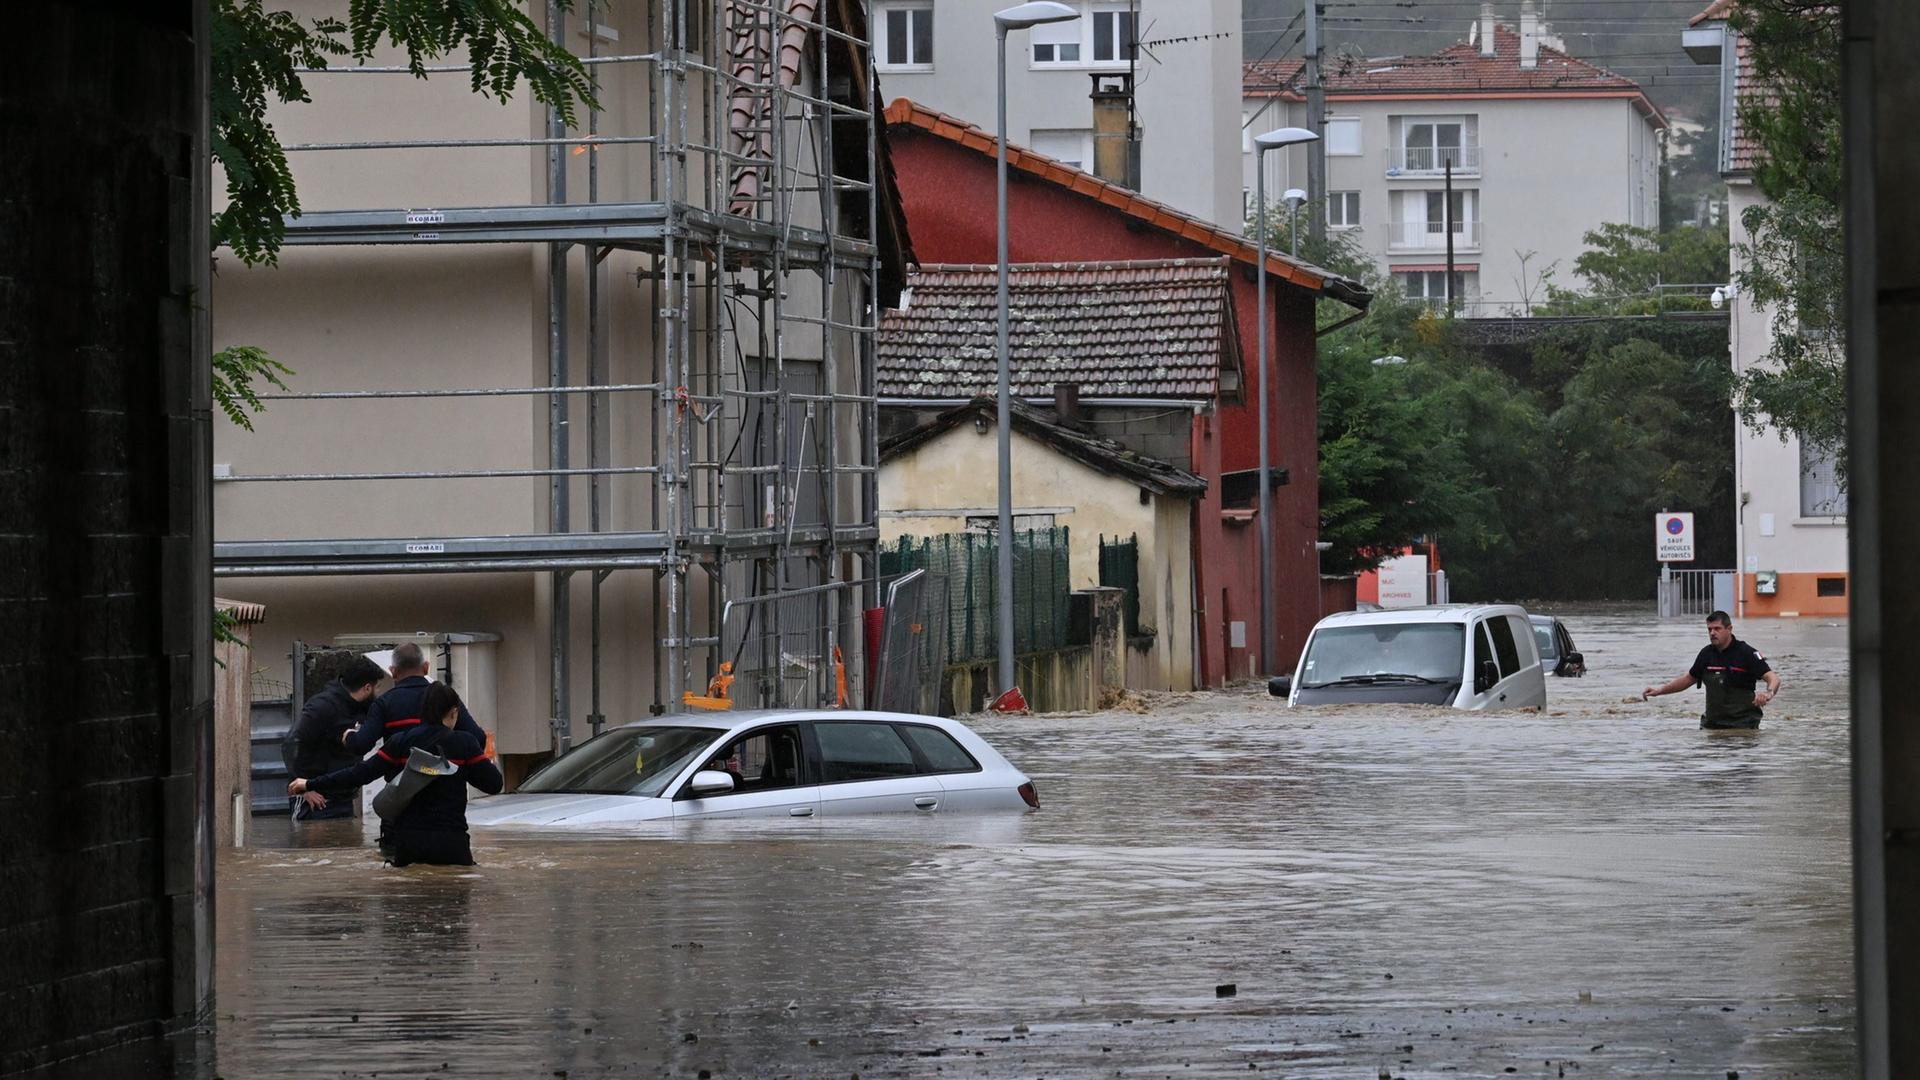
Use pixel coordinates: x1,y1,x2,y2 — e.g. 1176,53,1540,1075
1299,623,1465,688
517,726,720,797
1532,623,1557,659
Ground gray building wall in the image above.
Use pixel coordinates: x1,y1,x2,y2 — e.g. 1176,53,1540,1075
1243,93,1663,314
875,0,1242,228
2,2,213,1071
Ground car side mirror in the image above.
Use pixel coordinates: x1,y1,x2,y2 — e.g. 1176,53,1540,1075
1476,659,1499,693
688,769,735,796
1268,675,1292,698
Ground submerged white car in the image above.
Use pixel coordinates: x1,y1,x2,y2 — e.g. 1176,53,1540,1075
468,710,1039,826
1269,604,1548,710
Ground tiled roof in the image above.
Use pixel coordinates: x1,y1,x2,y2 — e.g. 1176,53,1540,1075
882,98,1371,309
1244,26,1664,127
881,397,1208,496
876,259,1241,401
1687,0,1761,174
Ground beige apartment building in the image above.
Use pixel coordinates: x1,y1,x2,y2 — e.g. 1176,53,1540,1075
212,1,910,774
871,0,1244,229
1685,0,1848,616
1243,7,1665,314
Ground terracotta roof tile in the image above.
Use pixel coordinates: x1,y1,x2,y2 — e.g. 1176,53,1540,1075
883,98,1371,309
1245,25,1664,128
876,259,1242,401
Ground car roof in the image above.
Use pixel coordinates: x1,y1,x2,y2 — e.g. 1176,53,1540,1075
1312,603,1532,629
600,709,963,736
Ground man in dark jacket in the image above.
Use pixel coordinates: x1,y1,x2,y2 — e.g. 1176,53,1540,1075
344,642,487,754
287,656,387,821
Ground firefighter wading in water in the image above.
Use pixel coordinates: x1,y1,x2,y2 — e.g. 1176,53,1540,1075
1642,610,1783,729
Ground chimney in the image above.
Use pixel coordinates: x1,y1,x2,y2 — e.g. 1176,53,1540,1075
1090,73,1139,189
1477,3,1496,57
1053,383,1083,429
1519,2,1539,69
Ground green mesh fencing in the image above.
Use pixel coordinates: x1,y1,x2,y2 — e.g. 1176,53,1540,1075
1098,533,1141,636
880,527,1072,663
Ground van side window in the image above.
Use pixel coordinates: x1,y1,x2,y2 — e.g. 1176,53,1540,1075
1475,622,1495,677
1487,616,1522,677
1507,615,1537,664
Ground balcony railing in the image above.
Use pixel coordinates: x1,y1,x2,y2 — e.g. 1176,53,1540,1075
1386,145,1482,176
1385,219,1482,251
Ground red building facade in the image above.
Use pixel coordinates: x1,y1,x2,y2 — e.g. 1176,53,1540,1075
883,100,1371,685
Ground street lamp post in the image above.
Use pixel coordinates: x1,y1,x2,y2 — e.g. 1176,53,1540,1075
1282,188,1307,259
1252,127,1318,677
992,2,1079,700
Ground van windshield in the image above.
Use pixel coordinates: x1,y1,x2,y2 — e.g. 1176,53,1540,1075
1300,623,1465,688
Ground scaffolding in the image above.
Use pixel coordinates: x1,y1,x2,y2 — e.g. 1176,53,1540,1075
212,0,903,756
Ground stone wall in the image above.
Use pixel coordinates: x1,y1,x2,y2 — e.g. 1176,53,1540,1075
0,2,212,1070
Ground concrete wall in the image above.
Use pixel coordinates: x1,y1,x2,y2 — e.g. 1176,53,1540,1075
877,0,1243,228
2,2,213,1068
1243,94,1663,313
1725,180,1849,616
878,421,1197,689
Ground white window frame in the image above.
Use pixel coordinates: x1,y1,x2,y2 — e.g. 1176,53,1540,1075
875,2,935,72
1401,115,1467,157
1031,128,1094,172
1799,440,1848,518
1327,191,1361,229
1325,116,1362,157
1401,270,1472,307
1090,3,1137,67
1029,15,1083,67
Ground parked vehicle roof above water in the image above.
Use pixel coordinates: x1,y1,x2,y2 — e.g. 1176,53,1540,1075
1314,603,1533,627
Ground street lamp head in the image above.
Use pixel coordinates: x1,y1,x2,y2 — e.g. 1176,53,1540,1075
1282,187,1308,207
1254,126,1319,152
994,1,1078,30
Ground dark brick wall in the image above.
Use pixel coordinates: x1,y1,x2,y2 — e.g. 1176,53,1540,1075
0,2,213,1072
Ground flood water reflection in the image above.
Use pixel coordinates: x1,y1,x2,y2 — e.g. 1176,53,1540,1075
202,610,1854,1078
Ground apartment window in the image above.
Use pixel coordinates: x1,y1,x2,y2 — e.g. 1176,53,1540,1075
1327,191,1361,228
1031,16,1081,64
1032,128,1093,171
1092,5,1137,64
1423,189,1473,231
1326,117,1362,156
1401,270,1469,308
877,3,933,70
1402,116,1466,171
1800,440,1848,517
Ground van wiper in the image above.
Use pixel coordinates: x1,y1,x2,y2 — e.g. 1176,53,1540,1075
1333,672,1443,685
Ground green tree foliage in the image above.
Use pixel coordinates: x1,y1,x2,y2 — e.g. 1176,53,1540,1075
1542,222,1730,314
1727,0,1845,471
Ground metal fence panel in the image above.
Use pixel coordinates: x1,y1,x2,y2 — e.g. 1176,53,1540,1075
873,569,950,715
1098,533,1141,635
880,527,1072,663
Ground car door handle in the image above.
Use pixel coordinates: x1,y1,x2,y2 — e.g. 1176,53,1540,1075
789,806,815,817
914,796,938,810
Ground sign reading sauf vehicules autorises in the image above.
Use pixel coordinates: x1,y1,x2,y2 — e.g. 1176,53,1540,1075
1656,512,1696,563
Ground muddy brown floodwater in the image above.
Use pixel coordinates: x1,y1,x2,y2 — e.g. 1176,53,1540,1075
164,611,1859,1077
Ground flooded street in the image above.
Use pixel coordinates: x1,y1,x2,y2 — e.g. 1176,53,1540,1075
203,611,1854,1078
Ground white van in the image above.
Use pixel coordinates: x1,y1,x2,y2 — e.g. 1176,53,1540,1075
1269,604,1548,710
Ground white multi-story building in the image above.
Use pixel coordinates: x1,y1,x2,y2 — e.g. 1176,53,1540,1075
1243,7,1665,314
1685,0,1848,616
872,0,1243,228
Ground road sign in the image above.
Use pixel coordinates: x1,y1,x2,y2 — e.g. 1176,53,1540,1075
1656,512,1695,563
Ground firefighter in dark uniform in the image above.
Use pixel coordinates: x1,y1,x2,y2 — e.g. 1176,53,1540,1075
338,641,490,856
1643,610,1782,729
